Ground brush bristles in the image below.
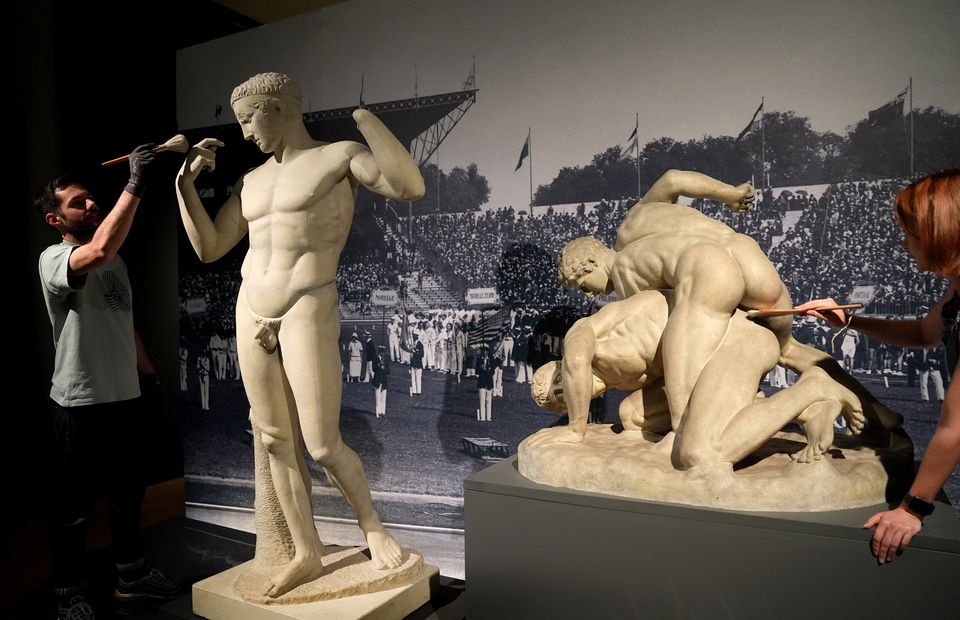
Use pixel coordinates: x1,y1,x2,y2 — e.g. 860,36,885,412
157,134,189,154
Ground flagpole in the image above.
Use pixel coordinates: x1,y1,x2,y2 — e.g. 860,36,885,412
407,142,414,269
528,127,533,207
634,112,641,198
760,97,766,191
909,76,914,177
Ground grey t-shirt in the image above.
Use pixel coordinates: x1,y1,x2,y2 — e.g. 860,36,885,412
39,241,140,406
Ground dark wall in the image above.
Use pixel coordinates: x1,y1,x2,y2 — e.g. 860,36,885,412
14,0,258,520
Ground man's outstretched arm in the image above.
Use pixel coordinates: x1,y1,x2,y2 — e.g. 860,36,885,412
641,169,754,212
69,144,156,274
348,109,425,201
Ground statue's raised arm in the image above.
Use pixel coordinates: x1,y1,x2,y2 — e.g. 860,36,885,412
347,108,425,201
639,168,754,212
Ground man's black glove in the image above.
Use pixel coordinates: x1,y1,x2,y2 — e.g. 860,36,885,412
125,143,157,197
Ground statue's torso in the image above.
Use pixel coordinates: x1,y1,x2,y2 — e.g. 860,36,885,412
591,293,669,391
239,147,354,317
615,203,736,250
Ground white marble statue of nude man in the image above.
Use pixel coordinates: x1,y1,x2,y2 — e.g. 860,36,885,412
530,290,865,467
558,170,900,435
175,72,425,597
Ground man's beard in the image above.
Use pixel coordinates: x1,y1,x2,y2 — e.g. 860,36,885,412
61,215,99,241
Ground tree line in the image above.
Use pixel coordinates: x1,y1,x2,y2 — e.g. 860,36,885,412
534,107,960,206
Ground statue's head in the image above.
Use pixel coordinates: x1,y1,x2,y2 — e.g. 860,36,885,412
557,237,613,296
531,361,567,413
231,72,302,108
230,72,303,154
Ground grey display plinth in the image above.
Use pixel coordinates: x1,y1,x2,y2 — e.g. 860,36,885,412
465,457,959,620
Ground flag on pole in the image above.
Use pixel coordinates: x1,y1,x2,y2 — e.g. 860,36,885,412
468,305,513,348
736,100,764,141
398,305,415,352
867,86,908,126
618,123,638,161
514,133,530,172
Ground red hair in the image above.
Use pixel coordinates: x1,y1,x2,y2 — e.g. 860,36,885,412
894,168,960,277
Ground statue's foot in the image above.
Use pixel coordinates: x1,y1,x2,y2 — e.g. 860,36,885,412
794,401,836,463
798,367,866,434
264,553,326,598
793,368,865,463
366,529,403,569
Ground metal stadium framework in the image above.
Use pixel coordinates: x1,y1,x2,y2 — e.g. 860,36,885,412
181,66,478,201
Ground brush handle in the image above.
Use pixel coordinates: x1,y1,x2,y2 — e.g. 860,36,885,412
101,154,131,166
101,144,169,167
747,304,863,318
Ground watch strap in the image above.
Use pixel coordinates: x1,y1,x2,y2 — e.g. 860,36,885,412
902,494,935,518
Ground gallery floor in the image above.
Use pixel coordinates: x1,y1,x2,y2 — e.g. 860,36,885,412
13,514,466,619
187,504,466,579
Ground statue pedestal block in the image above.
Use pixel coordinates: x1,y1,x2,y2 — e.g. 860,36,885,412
192,557,437,620
465,456,959,620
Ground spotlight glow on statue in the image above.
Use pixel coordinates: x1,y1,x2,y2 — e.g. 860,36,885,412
176,72,425,600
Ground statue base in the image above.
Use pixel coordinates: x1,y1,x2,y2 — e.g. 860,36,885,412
519,425,913,511
465,456,959,619
192,547,436,620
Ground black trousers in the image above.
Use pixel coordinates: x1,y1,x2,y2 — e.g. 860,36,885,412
50,398,145,590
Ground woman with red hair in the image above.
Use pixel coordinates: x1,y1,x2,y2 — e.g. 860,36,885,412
797,168,959,564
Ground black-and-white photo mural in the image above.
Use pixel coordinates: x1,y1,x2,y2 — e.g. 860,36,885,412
175,0,959,560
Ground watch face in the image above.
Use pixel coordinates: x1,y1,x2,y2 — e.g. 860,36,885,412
905,495,935,517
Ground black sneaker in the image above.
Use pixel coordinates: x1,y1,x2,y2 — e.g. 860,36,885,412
58,595,95,620
114,568,183,615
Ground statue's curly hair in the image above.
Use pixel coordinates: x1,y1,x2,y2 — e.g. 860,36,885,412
231,72,302,105
557,237,609,287
530,361,567,413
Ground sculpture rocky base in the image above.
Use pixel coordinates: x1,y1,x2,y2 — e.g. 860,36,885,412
519,424,913,511
193,548,434,619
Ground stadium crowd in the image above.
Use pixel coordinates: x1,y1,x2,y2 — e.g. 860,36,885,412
768,179,947,313
181,177,950,391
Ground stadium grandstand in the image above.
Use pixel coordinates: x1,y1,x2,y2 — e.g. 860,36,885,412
177,67,947,354
181,175,949,350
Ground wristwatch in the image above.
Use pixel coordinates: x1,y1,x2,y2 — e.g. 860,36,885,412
901,494,935,518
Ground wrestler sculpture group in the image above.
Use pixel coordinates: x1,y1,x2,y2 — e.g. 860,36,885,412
526,170,911,510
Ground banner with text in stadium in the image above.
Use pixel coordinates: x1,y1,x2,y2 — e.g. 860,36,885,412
466,287,498,305
370,289,399,306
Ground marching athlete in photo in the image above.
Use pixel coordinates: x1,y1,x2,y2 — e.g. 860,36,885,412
409,332,424,395
372,345,390,417
347,332,363,382
197,347,211,411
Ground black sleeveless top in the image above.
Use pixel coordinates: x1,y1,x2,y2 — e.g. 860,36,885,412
942,289,959,376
